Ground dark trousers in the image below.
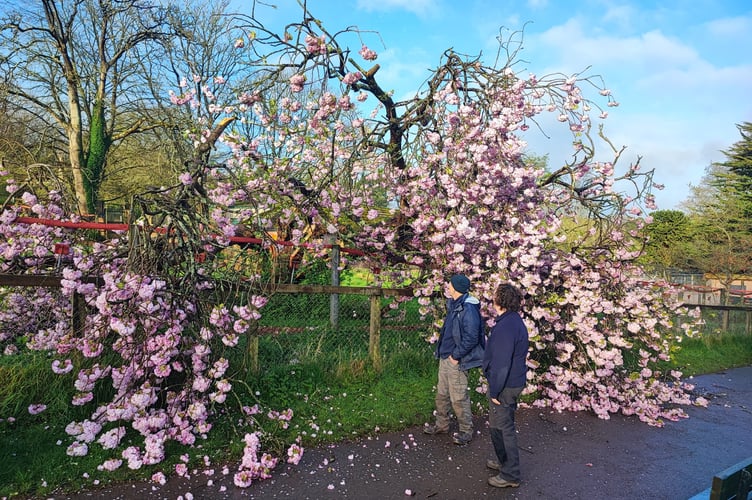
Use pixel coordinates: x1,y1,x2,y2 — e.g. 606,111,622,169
488,386,524,482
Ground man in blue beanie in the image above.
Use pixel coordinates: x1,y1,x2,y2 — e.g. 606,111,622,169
424,274,485,445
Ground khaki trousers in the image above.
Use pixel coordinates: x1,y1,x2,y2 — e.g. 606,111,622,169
434,357,473,434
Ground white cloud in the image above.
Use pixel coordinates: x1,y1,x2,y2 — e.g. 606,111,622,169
705,15,752,38
600,4,639,31
534,20,698,72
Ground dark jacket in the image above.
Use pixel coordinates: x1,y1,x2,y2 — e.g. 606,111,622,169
483,310,529,399
435,293,485,371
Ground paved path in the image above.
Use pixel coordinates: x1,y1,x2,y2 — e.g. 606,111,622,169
64,365,752,500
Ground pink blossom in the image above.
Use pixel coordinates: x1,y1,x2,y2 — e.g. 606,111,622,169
342,72,362,85
287,443,304,465
66,441,88,457
289,74,306,93
359,45,378,60
28,403,47,415
100,459,123,471
239,92,261,105
233,470,253,488
97,427,126,449
175,463,189,477
52,359,73,375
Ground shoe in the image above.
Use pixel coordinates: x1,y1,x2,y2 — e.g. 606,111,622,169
486,459,500,470
488,475,520,488
452,431,473,445
423,423,449,435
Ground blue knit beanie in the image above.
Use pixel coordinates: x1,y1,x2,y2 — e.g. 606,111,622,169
450,274,471,293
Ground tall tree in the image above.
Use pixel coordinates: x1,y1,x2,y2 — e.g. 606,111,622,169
639,209,693,277
682,125,752,302
713,122,752,213
0,0,170,215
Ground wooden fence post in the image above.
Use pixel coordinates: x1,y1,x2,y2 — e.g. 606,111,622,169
72,292,86,335
368,289,382,371
327,235,340,330
247,334,259,374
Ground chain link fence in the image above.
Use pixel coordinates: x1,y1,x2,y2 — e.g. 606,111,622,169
249,289,438,376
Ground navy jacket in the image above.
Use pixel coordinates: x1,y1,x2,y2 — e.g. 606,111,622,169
483,310,529,399
435,294,485,370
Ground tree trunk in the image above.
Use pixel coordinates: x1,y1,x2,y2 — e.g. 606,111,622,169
67,84,88,215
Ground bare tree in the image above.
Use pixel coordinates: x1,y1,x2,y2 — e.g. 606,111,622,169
0,0,170,215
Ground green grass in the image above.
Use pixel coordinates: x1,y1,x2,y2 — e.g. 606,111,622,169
666,332,752,376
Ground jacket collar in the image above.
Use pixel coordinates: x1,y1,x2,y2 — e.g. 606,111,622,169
450,293,468,310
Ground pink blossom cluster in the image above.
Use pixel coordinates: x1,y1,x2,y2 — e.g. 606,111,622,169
305,33,328,55
267,408,294,429
359,45,377,60
0,188,304,484
0,193,71,353
233,432,279,488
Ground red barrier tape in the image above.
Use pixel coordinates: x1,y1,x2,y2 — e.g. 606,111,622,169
14,217,367,256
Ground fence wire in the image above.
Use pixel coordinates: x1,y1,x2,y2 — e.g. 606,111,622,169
253,292,436,373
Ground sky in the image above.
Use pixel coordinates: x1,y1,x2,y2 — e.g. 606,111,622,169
247,0,752,211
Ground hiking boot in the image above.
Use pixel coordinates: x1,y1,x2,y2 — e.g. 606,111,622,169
423,423,449,435
486,459,500,470
488,475,520,488
452,431,473,445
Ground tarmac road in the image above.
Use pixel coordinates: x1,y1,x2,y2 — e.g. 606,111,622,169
61,365,752,500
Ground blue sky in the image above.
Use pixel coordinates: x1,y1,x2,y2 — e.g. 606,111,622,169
249,0,752,210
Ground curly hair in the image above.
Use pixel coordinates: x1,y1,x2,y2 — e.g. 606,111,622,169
493,283,523,312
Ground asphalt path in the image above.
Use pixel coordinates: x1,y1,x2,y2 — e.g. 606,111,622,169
60,365,752,500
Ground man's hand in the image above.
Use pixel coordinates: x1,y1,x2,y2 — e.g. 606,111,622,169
491,398,500,405
448,355,459,365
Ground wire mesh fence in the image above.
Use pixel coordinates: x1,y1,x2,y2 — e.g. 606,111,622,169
690,305,752,336
2,273,751,376
251,290,437,374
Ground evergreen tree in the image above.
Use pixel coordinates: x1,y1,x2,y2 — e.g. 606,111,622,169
712,122,752,219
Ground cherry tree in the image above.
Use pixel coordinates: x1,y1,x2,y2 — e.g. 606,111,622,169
204,5,704,425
